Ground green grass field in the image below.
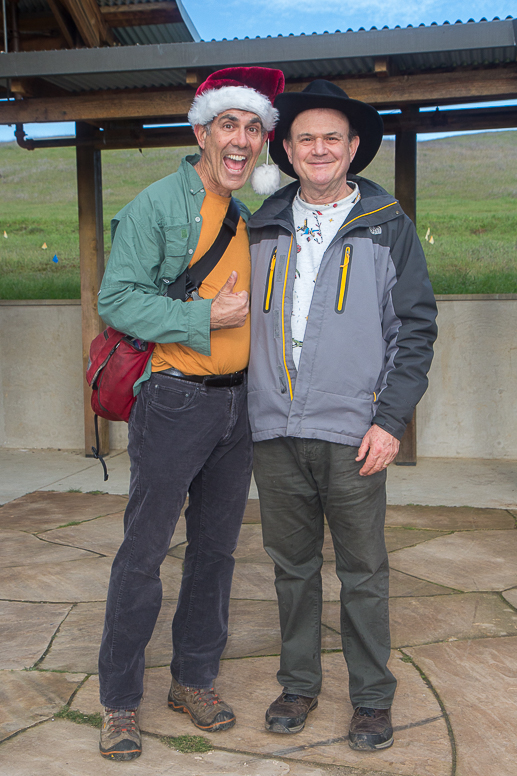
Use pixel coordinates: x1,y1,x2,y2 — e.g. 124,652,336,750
0,131,516,298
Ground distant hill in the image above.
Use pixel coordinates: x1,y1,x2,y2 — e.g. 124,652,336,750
1,131,516,220
0,131,516,298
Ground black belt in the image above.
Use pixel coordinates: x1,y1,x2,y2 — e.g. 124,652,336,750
160,367,246,387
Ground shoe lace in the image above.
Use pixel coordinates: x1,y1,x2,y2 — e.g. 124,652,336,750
357,707,376,717
190,687,221,707
283,693,302,703
105,709,138,736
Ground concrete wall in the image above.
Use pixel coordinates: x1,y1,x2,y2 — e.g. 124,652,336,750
0,296,516,458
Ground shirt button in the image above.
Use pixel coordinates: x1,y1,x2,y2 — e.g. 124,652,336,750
195,217,201,222
190,189,194,193
188,249,194,255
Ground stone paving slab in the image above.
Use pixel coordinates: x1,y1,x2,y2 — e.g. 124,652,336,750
42,599,342,676
388,570,454,598
0,529,95,566
0,557,114,603
0,601,72,670
0,670,86,741
46,513,187,558
405,635,517,776
390,529,517,592
0,555,184,603
73,653,451,776
0,491,128,532
502,588,517,608
230,563,347,602
0,719,382,776
170,525,449,565
385,504,514,531
323,593,517,649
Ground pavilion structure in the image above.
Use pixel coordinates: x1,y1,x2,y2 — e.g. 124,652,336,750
1,6,516,461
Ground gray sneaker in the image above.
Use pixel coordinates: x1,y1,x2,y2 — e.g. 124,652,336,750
168,677,235,731
99,707,142,760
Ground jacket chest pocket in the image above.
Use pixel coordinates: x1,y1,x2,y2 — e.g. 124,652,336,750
164,224,190,258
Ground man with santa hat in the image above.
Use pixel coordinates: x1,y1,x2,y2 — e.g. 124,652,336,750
96,66,284,761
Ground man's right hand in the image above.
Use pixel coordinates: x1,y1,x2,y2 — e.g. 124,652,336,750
210,271,249,330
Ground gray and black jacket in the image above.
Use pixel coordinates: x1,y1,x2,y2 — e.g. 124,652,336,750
248,176,438,446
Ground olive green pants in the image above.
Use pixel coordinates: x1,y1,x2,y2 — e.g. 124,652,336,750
254,437,396,709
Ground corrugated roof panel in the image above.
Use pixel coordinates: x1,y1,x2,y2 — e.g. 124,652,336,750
113,23,194,46
42,68,187,91
15,0,199,45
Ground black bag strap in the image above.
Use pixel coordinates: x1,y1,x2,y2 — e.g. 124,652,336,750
166,197,240,302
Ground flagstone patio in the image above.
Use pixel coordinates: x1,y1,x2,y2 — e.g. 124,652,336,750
1,483,517,776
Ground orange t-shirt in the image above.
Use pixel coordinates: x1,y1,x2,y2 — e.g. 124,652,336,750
152,190,250,375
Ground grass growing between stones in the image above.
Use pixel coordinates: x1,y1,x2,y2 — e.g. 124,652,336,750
1,132,516,298
159,734,212,753
54,706,103,728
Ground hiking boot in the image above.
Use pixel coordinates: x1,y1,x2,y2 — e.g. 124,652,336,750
168,677,235,731
265,692,318,733
348,706,394,751
99,708,142,760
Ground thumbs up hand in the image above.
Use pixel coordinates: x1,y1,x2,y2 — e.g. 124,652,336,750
210,271,249,330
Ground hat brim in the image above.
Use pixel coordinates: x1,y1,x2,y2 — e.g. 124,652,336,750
270,91,384,178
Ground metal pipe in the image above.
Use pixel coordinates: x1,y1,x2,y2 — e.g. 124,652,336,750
2,0,7,53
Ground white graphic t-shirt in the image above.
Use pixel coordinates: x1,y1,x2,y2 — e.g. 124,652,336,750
291,184,361,368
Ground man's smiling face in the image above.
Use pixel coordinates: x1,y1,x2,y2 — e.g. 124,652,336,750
194,110,266,196
284,108,360,203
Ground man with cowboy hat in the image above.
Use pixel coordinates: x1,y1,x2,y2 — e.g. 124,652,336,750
95,66,284,761
248,80,437,751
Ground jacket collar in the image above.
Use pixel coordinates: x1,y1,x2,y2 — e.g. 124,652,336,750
248,174,400,232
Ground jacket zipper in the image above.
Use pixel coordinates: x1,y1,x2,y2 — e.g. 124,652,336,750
263,247,277,313
335,245,352,313
338,201,398,234
281,236,294,401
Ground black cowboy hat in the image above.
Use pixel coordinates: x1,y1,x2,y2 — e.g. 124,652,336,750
270,80,384,178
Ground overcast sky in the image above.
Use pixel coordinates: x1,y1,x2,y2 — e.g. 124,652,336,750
0,1,515,142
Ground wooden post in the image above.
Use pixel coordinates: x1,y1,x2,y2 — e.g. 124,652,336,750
394,114,417,464
76,121,109,458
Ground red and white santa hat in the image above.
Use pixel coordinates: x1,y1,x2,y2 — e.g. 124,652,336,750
188,66,285,132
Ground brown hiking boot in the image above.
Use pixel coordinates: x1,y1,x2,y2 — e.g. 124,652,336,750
99,708,142,760
168,677,235,731
265,692,318,733
348,706,394,751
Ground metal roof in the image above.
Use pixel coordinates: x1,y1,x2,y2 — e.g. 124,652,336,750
0,16,515,94
4,0,199,49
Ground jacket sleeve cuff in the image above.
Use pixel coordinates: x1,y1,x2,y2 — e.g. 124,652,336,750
187,298,212,356
372,413,407,442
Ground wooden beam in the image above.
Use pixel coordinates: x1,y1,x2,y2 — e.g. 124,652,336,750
60,0,114,47
46,0,75,48
20,36,67,52
284,65,517,109
2,66,517,124
383,105,517,134
394,117,418,464
374,57,389,77
394,116,417,223
76,122,109,459
396,413,417,466
0,87,194,123
8,76,71,98
100,2,182,28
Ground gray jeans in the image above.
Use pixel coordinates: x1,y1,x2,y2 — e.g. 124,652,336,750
253,437,396,709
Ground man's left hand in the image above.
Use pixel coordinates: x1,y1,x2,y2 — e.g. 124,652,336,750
356,425,400,476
